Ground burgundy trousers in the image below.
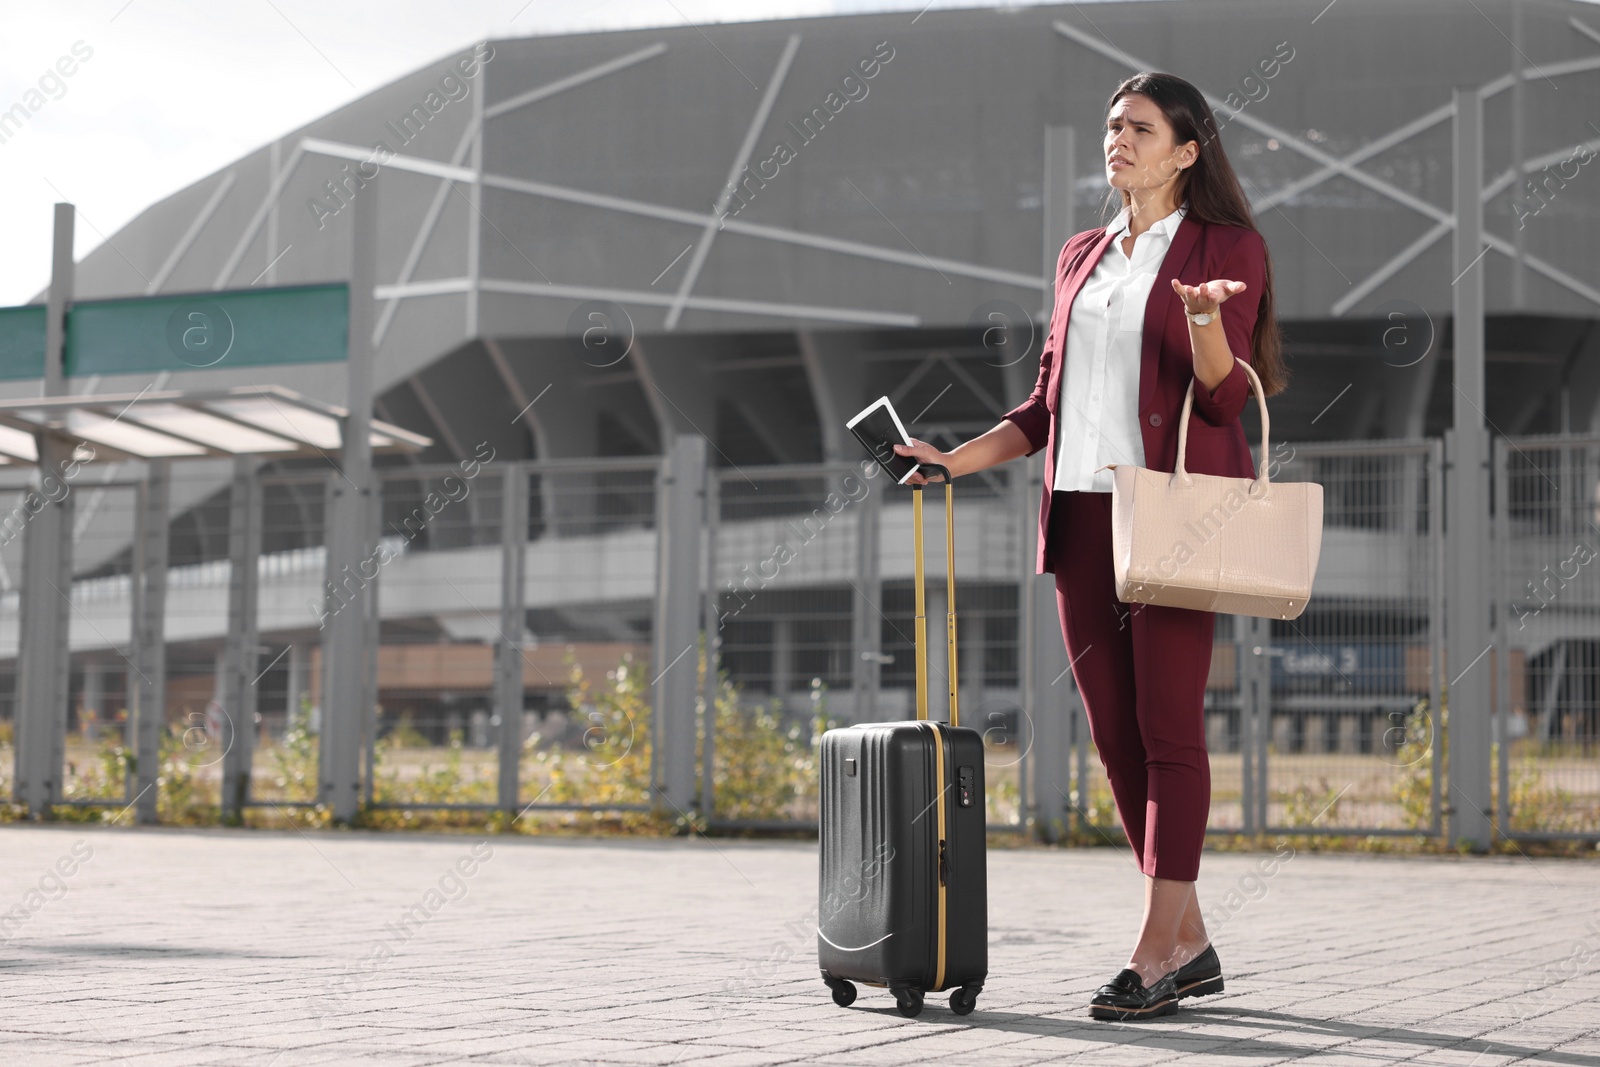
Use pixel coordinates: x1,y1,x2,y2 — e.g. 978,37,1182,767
1048,489,1216,882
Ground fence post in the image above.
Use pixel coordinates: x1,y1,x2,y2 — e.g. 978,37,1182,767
496,462,527,815
651,434,707,821
699,470,722,817
1236,613,1271,835
852,461,884,724
1022,454,1072,840
1445,87,1494,850
1491,437,1511,834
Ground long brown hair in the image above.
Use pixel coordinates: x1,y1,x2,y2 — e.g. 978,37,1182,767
1104,72,1288,398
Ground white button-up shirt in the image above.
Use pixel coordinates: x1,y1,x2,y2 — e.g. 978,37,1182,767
1053,202,1187,493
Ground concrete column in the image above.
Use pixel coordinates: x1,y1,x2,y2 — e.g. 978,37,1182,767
132,460,170,824
14,204,77,817
318,172,378,823
221,456,262,822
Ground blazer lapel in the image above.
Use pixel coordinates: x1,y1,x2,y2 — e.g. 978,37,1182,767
1046,226,1117,405
1138,213,1203,417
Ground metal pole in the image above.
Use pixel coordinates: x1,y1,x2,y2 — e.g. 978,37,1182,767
1023,454,1071,840
133,460,170,824
650,433,707,818
362,481,381,807
319,173,377,823
1043,126,1075,319
1429,440,1447,838
852,461,883,724
1510,0,1526,310
221,455,262,822
1447,87,1493,850
1238,613,1271,836
700,470,721,817
496,462,527,814
1492,437,1511,833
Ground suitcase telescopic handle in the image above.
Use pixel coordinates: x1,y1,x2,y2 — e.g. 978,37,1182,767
909,465,958,728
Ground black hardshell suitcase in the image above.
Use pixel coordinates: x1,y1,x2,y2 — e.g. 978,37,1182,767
817,464,988,1018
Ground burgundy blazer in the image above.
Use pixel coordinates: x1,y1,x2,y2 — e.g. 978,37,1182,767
1002,212,1268,576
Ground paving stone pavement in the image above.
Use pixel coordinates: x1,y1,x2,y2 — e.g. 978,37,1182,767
0,826,1596,1065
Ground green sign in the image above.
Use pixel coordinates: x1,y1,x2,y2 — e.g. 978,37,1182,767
0,305,46,381
57,282,349,377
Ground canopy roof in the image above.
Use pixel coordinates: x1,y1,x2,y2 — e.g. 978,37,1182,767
0,384,431,465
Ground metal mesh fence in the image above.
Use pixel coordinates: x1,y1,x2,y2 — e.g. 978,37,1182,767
9,434,1600,841
250,472,327,804
1071,440,1443,841
369,464,507,808
705,462,1030,828
517,460,659,816
1258,440,1443,834
1495,435,1600,839
63,480,140,805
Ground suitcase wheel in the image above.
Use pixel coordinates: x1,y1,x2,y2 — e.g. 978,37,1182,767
949,986,979,1016
823,977,857,1008
892,987,924,1018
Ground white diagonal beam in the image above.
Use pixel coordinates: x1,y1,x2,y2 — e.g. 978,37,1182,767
149,172,236,293
380,276,922,329
1048,18,1600,316
1333,133,1600,316
299,138,1044,290
488,170,1046,288
1330,220,1451,317
484,42,667,119
373,116,479,346
1251,49,1600,216
479,276,917,327
1053,19,1452,226
214,143,304,289
665,34,802,331
1252,101,1454,214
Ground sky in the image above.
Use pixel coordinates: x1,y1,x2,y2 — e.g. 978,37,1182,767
0,0,1071,306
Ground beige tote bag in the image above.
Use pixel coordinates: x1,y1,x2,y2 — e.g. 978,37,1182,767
1097,357,1323,620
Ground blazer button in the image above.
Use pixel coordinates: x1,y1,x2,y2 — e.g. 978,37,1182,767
1148,413,1162,427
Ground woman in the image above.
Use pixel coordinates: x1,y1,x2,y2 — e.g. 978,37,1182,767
894,71,1288,1021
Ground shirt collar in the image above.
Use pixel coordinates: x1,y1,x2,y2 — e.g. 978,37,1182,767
1106,202,1188,239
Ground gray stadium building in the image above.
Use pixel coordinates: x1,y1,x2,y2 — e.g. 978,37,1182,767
4,0,1599,841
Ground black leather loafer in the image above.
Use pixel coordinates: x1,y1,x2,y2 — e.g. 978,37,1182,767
1088,967,1179,1021
1173,943,1224,999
